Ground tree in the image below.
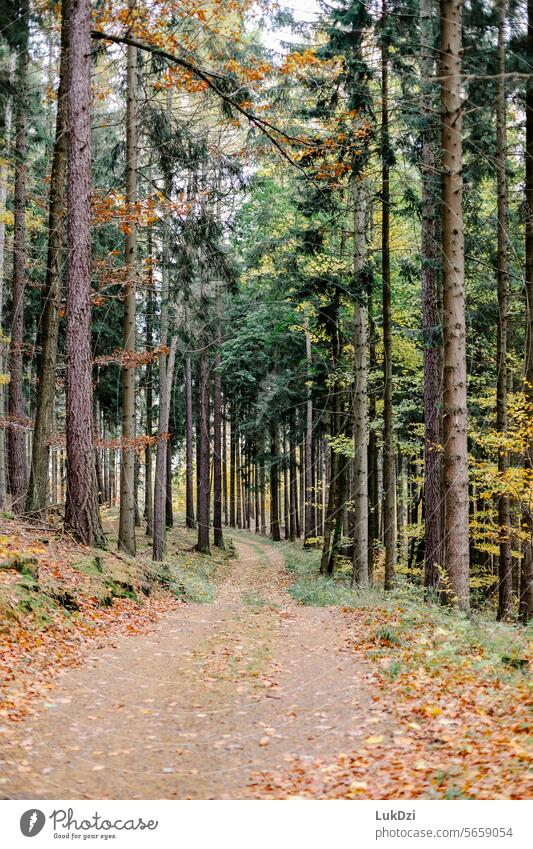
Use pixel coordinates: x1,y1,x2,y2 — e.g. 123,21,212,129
64,0,105,545
440,0,470,611
26,0,70,517
7,7,29,515
118,5,138,556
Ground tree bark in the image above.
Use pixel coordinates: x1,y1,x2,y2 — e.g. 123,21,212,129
64,0,104,546
27,0,70,518
0,53,16,509
118,8,138,556
440,0,470,611
213,279,224,548
269,423,280,541
521,0,533,623
382,0,396,591
166,442,173,528
495,0,512,621
420,0,443,592
352,176,369,585
185,350,195,528
144,246,154,536
7,30,29,514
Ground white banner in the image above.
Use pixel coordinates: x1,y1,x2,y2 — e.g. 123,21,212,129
0,799,531,848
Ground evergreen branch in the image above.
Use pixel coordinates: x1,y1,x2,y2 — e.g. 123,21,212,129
91,30,314,174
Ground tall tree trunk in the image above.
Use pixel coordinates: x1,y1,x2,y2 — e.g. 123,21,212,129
7,29,29,514
166,443,173,528
269,423,280,541
64,0,104,545
222,406,228,526
196,293,211,554
420,0,443,592
236,435,242,529
26,0,70,517
152,330,177,560
495,0,512,621
440,0,470,611
118,11,138,556
289,410,298,542
230,405,236,527
283,432,290,540
144,256,154,536
382,1,396,590
260,433,266,535
520,0,533,623
0,53,16,509
352,176,369,585
367,285,378,579
185,351,195,529
213,279,224,548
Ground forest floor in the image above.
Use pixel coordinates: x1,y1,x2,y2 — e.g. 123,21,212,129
0,520,531,800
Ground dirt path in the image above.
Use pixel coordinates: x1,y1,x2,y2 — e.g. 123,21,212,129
0,535,381,799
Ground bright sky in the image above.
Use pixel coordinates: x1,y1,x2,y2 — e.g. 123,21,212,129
261,0,321,56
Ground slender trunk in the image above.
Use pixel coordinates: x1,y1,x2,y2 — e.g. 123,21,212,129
420,0,443,591
0,54,15,509
382,2,396,590
152,331,177,560
64,0,104,545
283,432,290,540
230,405,236,527
144,258,154,536
26,0,70,517
7,32,29,514
185,351,195,528
196,284,211,554
352,176,369,585
289,411,297,541
440,0,470,611
270,423,280,541
521,0,533,623
166,443,173,528
94,401,104,504
260,433,266,535
118,11,138,556
222,406,228,526
496,0,512,621
236,435,242,529
213,279,224,548
367,285,378,579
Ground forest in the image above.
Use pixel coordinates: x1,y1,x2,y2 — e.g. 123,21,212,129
0,0,531,803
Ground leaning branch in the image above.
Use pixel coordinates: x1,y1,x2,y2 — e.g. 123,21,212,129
91,30,313,173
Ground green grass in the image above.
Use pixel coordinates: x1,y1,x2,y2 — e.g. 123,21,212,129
282,541,532,686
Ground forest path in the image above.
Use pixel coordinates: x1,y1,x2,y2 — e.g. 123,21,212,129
0,534,379,799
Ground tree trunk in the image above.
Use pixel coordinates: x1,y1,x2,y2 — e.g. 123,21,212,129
144,255,154,536
230,405,236,527
382,1,396,591
269,423,280,541
213,279,224,548
185,351,195,529
26,0,70,518
152,330,177,560
7,32,29,514
367,285,378,580
420,0,443,592
118,11,138,556
222,404,228,526
495,0,512,621
64,0,104,546
521,0,533,623
166,443,173,528
440,0,470,611
289,410,298,542
196,293,211,554
352,176,369,586
0,53,15,509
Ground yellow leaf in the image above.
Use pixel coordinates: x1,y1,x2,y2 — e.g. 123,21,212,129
365,735,384,745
